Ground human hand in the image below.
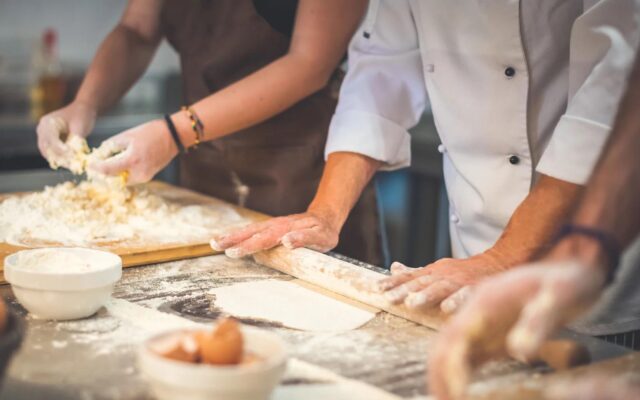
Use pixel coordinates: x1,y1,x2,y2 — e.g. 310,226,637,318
376,252,507,314
427,259,607,400
210,209,341,258
88,119,178,184
36,101,97,169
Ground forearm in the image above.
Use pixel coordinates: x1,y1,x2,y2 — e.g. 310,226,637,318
307,152,382,232
171,54,333,147
487,174,583,267
550,53,640,269
75,24,160,113
169,0,366,147
572,56,640,248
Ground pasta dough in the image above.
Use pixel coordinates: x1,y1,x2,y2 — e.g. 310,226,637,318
209,280,377,332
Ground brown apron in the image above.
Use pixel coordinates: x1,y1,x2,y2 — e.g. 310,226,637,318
161,0,383,265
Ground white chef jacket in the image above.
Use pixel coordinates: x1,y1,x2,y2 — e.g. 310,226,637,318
327,0,639,258
326,0,640,335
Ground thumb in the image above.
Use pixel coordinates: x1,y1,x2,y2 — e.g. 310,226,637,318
88,140,133,177
507,287,561,362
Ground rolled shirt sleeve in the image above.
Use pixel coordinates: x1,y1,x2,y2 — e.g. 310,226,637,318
537,0,640,184
325,0,427,171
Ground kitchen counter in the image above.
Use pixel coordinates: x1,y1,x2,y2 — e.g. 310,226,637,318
0,254,536,400
2,253,635,400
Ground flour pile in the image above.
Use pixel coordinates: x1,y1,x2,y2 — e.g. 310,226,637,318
0,137,247,247
11,248,112,273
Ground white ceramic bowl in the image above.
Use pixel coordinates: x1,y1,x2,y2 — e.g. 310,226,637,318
139,326,288,400
4,247,122,320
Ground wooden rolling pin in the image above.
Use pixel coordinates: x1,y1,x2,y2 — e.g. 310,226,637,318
253,247,592,371
534,339,591,370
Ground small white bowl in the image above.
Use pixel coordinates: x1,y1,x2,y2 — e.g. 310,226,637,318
4,247,122,320
139,326,288,400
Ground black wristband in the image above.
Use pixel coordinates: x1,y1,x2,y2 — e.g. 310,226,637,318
554,224,621,284
163,114,185,154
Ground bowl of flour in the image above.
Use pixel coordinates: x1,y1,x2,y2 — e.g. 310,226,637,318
4,247,122,320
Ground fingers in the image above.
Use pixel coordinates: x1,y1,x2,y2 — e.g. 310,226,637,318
37,116,70,162
428,326,474,400
281,225,338,253
214,216,313,258
224,229,282,258
88,146,132,177
404,279,460,309
211,222,269,251
507,286,561,362
376,262,423,292
384,274,436,304
213,214,341,259
440,286,473,314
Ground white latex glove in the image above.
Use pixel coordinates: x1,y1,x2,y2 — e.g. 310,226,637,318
428,259,607,400
88,119,178,185
210,210,340,258
36,102,96,168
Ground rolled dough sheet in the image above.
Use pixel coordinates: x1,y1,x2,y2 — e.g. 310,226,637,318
210,279,377,332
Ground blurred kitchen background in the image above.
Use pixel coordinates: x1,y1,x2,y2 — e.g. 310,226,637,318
0,0,449,267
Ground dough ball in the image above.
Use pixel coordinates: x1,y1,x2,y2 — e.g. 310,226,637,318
199,317,243,365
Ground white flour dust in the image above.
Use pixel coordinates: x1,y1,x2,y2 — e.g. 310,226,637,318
209,280,376,332
0,136,247,247
52,298,203,356
10,248,115,273
0,178,246,248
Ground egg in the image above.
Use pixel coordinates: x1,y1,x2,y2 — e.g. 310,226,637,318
198,317,244,365
0,299,7,334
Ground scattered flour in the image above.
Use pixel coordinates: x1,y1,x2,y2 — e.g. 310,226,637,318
0,177,245,248
11,248,115,273
209,280,376,332
0,136,246,247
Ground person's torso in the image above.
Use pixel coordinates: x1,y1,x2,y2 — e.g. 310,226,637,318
390,0,582,257
159,0,337,215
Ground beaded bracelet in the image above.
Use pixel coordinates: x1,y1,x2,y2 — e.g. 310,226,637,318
554,224,621,284
181,106,205,148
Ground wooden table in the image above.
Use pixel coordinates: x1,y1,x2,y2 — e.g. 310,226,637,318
2,253,637,400
0,254,502,399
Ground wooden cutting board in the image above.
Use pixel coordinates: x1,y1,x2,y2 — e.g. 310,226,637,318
0,180,445,329
0,181,268,281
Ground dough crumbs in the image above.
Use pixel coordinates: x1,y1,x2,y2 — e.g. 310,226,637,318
0,138,246,247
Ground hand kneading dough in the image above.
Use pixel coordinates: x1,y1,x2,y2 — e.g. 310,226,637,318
209,280,376,332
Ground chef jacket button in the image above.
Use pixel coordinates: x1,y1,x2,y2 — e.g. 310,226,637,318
437,144,446,154
505,67,516,78
509,155,521,165
450,214,460,223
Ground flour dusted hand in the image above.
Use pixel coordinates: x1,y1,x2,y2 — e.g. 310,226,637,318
427,259,607,400
36,102,97,169
88,120,179,185
376,253,507,314
210,211,340,258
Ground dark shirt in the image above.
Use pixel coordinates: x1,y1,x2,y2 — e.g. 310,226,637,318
252,0,298,37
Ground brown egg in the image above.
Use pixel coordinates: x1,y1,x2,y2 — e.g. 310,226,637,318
0,299,7,334
198,318,244,365
151,332,199,363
